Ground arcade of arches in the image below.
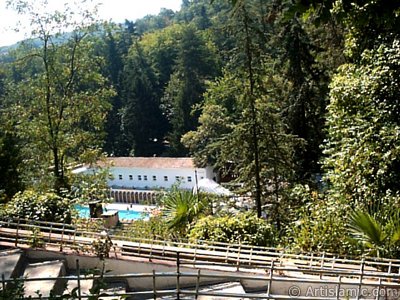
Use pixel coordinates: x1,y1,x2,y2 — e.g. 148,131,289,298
110,189,158,205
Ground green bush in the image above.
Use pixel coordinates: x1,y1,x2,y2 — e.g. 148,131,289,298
113,213,173,241
283,185,355,255
188,212,276,246
5,190,72,223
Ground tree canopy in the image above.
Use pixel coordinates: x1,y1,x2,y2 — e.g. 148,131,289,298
1,0,400,257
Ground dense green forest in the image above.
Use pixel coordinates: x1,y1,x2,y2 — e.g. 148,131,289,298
1,0,400,256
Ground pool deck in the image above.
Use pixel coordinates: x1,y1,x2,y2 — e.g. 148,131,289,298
76,203,158,222
103,203,157,213
105,203,158,222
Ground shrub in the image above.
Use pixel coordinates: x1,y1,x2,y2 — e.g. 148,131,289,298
5,190,72,223
117,214,171,241
283,185,355,255
188,212,276,246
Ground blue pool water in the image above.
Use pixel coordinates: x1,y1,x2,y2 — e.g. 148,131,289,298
75,205,148,221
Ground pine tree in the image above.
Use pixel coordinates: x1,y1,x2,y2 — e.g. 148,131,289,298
162,24,219,156
121,42,167,156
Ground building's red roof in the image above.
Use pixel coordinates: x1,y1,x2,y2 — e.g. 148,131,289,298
104,157,195,169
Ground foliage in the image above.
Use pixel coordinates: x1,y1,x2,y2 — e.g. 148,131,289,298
0,278,25,300
139,24,181,89
184,68,298,224
73,262,110,300
284,185,354,255
1,0,400,259
114,213,171,241
0,132,23,203
100,21,135,157
160,188,209,236
161,24,220,155
6,0,114,190
29,227,45,248
92,234,113,260
136,8,176,35
291,0,400,53
331,0,400,60
0,70,24,202
121,41,167,156
323,40,400,209
70,167,113,205
183,1,302,221
182,72,240,167
5,190,72,223
349,209,400,258
188,212,276,246
279,14,332,181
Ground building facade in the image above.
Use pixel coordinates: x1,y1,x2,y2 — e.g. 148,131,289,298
104,157,215,190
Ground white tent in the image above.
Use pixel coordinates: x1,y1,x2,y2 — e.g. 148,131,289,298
71,165,88,174
196,178,233,196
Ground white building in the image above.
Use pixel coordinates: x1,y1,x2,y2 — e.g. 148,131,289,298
103,157,216,190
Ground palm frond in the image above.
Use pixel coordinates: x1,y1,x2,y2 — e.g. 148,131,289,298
388,210,400,244
348,210,387,246
161,190,205,233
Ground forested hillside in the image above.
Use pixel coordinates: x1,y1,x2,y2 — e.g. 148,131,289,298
1,0,400,256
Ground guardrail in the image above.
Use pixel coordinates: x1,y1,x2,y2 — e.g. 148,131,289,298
1,217,400,276
2,256,400,300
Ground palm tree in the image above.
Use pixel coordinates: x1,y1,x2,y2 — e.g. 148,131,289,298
161,188,207,236
349,209,400,258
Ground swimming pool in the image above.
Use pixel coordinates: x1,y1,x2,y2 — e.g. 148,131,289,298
75,204,149,221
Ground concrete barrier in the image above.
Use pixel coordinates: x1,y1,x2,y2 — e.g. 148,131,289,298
0,248,24,283
23,260,66,298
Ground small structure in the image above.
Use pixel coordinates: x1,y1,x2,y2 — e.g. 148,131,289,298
101,210,119,228
88,201,119,228
88,200,103,218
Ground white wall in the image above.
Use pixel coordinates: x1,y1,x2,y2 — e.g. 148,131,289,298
108,167,214,190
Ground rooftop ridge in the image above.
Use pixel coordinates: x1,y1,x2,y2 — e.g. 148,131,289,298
103,157,196,169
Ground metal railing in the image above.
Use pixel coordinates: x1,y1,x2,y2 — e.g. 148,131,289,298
2,217,400,276
2,218,400,299
2,255,400,300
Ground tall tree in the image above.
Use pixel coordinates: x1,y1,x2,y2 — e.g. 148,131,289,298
7,0,114,190
121,41,167,156
323,41,400,209
101,21,135,156
139,24,181,94
280,14,331,181
184,0,298,221
291,0,400,61
0,69,23,201
321,0,400,208
162,24,219,156
135,8,176,35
